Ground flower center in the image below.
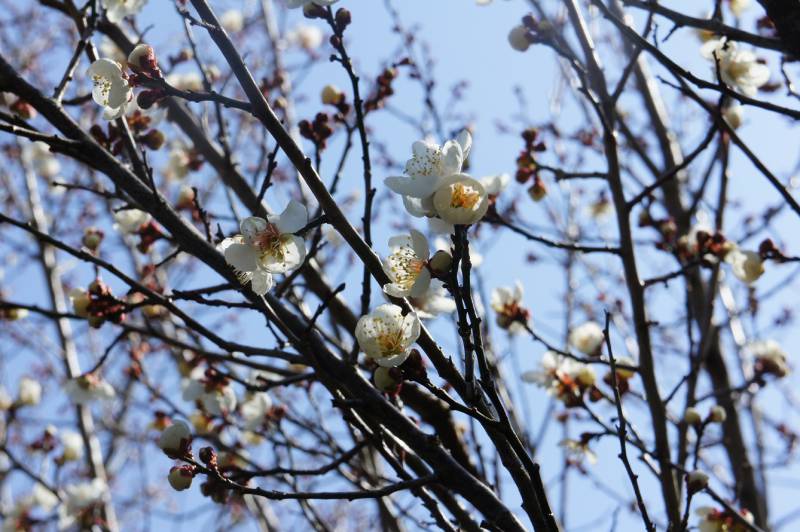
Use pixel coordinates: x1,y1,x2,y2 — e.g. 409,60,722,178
450,183,481,209
254,224,286,260
389,246,425,289
376,330,405,357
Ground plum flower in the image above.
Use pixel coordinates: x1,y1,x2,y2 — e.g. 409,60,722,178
522,351,596,407
64,374,116,405
695,506,754,532
383,230,431,298
749,339,790,378
17,377,42,406
701,38,770,97
240,392,273,430
101,0,147,23
409,280,456,319
182,369,238,417
432,174,489,225
286,25,324,50
356,304,421,367
725,247,764,284
87,59,133,120
58,479,109,530
220,200,308,294
386,131,472,208
569,321,605,356
113,208,151,234
490,281,529,333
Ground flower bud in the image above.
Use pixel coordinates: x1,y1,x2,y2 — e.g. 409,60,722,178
723,104,744,130
141,129,165,150
158,421,192,456
708,405,727,424
613,357,636,380
374,367,402,395
321,84,344,106
684,407,702,426
17,377,42,406
82,227,105,251
2,307,28,321
334,8,352,32
686,470,709,493
168,466,194,491
528,179,547,202
303,3,326,18
508,25,531,52
429,250,453,275
576,366,596,388
128,44,158,73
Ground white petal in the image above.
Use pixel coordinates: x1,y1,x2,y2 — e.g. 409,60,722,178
385,175,442,199
403,195,436,218
272,200,308,234
240,217,268,244
440,140,464,176
456,130,472,160
225,243,259,272
409,229,430,259
409,268,431,298
250,270,275,295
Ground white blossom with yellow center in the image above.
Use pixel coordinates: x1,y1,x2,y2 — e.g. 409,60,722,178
220,200,308,294
383,230,431,298
432,174,489,226
569,321,605,355
356,304,421,367
701,38,770,97
87,58,133,120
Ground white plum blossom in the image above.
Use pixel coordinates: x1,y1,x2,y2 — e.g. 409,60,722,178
356,304,421,367
409,279,456,319
383,230,431,298
166,71,204,92
749,339,790,378
701,38,770,97
386,131,471,203
165,144,192,180
569,321,605,355
480,173,511,198
60,431,84,462
220,9,244,33
221,200,308,281
723,104,744,129
58,479,109,530
432,174,489,226
490,281,528,333
286,25,324,50
64,374,116,405
725,246,764,284
695,506,755,532
285,0,338,8
522,351,596,405
87,58,133,120
182,369,238,417
113,208,150,234
101,0,147,23
241,392,273,430
22,141,60,180
17,377,41,406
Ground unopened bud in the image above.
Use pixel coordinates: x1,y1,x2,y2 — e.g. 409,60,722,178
686,470,709,493
335,8,352,31
128,44,158,73
684,407,702,426
303,3,326,18
168,466,194,491
82,227,105,251
321,84,343,106
158,421,192,457
374,366,402,395
141,129,165,150
576,366,596,387
429,250,453,275
508,25,531,52
528,179,547,201
708,405,727,424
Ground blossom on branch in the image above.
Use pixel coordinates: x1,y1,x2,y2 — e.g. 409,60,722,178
101,0,147,23
701,38,770,97
382,229,431,298
356,304,421,367
87,59,133,120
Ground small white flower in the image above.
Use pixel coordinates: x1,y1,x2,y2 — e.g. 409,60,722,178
22,141,60,179
201,385,237,417
749,339,790,377
64,374,116,405
701,38,770,97
383,230,431,298
101,0,147,23
522,351,595,405
286,25,324,50
60,431,84,462
432,174,489,226
221,200,308,281
725,247,764,284
490,281,528,333
356,304,421,367
386,131,471,200
113,208,151,234
17,377,41,406
166,71,204,92
87,58,133,120
285,0,338,8
220,9,244,33
409,279,456,319
480,173,510,197
158,420,192,454
59,479,108,530
240,392,273,430
165,144,192,180
569,321,605,355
